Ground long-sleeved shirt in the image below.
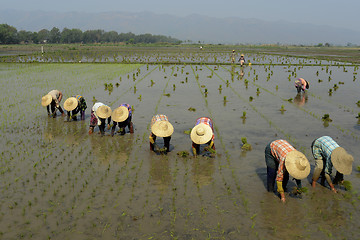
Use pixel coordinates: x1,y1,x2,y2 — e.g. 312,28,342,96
92,102,105,125
48,90,60,106
75,95,87,112
270,139,296,182
312,136,340,175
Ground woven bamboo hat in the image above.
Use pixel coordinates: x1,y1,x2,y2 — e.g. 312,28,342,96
41,94,52,107
190,123,213,144
285,150,310,179
331,147,353,175
112,106,129,122
96,105,112,119
151,116,174,137
63,97,78,111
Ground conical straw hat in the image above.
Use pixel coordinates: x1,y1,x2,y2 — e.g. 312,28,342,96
285,150,310,179
96,105,112,119
41,94,52,107
63,97,78,111
151,119,174,137
190,123,213,144
112,106,129,122
331,147,353,175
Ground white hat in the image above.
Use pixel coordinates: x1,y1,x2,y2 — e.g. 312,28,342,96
331,147,354,175
285,150,310,179
190,123,213,144
63,97,78,111
41,94,52,107
112,106,129,122
96,105,112,119
151,117,174,137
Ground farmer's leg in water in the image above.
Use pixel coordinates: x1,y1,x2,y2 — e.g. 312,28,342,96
333,171,344,185
111,122,118,136
99,118,106,136
265,142,277,192
192,142,200,156
149,133,157,151
164,136,171,152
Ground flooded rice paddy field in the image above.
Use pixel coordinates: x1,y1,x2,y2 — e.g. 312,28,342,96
0,52,360,239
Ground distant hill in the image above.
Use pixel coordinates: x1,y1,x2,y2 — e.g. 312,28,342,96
1,9,360,45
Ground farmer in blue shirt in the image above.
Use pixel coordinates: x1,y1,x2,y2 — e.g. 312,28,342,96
311,136,354,193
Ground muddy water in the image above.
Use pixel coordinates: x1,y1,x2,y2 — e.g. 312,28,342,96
0,60,359,239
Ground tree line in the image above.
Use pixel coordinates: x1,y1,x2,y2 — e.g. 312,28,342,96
0,24,182,44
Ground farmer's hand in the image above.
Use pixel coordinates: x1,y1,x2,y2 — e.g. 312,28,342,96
331,187,337,193
280,193,286,203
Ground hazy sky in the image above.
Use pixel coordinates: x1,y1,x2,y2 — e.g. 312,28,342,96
2,0,360,32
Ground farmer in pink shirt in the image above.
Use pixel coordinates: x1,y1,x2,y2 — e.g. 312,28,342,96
294,78,309,93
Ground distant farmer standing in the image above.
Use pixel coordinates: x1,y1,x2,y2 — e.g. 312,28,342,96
311,136,354,193
265,139,310,202
294,78,309,93
190,117,215,157
231,50,236,64
149,114,174,154
89,102,112,136
63,95,87,121
41,89,65,117
111,103,134,136
238,54,246,66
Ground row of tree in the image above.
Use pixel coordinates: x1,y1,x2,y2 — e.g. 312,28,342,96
0,24,182,44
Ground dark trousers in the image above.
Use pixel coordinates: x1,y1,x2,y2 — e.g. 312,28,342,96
266,167,289,192
150,133,171,152
265,142,289,192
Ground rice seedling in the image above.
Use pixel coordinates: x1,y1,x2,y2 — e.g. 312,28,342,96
322,114,332,122
241,137,252,151
240,111,246,119
342,180,353,191
279,105,286,113
177,151,190,157
223,96,228,105
188,107,196,112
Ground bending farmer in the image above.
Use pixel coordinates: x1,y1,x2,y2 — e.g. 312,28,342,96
41,90,64,117
149,114,174,154
111,103,134,136
265,139,310,202
89,102,112,136
190,117,215,157
311,136,354,193
64,95,87,121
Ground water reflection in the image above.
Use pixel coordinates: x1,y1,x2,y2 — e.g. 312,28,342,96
294,93,308,107
191,157,215,187
259,193,305,238
149,155,171,193
42,116,67,142
89,133,132,166
239,69,244,80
